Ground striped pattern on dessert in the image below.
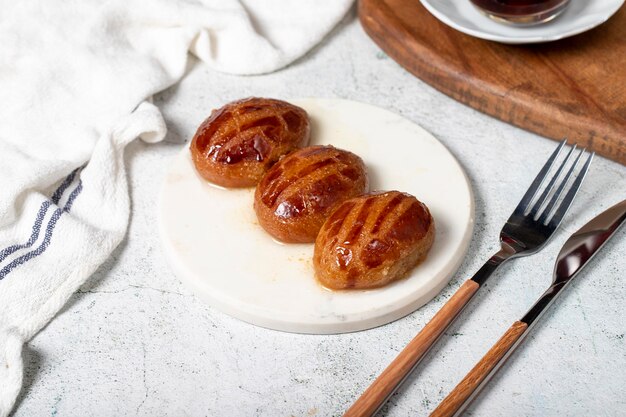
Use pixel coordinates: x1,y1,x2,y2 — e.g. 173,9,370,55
190,97,310,187
314,191,434,289
193,97,308,165
257,145,367,219
253,145,368,243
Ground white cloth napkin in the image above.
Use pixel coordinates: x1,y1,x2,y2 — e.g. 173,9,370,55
0,0,352,414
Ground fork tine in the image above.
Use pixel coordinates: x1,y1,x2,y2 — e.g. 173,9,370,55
514,139,566,215
538,148,585,224
547,151,594,228
529,144,576,218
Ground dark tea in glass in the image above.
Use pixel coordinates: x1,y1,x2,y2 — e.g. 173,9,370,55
470,0,571,25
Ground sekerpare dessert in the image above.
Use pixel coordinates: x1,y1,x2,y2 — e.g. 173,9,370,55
190,97,310,188
313,191,435,289
254,145,368,243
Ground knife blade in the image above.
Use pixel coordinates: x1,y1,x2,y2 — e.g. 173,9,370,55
431,199,626,417
522,198,626,327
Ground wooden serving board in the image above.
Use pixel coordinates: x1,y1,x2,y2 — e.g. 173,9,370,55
359,0,626,165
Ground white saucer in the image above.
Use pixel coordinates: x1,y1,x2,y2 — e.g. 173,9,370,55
420,0,624,44
158,98,474,334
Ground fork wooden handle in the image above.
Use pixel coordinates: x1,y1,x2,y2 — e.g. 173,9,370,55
343,280,480,417
430,320,529,417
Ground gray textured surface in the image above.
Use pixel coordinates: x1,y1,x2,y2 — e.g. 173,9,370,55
12,11,626,417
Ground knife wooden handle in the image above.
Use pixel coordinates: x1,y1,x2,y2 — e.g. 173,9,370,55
344,279,480,417
430,320,529,417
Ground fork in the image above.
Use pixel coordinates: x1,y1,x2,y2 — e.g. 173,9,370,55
343,140,593,417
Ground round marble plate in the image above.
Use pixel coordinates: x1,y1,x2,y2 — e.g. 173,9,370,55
158,98,474,334
420,0,624,44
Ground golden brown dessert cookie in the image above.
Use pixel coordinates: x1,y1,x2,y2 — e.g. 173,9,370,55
254,145,368,243
314,191,435,289
190,97,310,188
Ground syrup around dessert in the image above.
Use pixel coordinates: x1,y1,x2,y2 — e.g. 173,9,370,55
189,98,434,290
190,97,310,188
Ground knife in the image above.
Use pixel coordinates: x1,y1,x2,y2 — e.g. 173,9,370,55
430,199,626,417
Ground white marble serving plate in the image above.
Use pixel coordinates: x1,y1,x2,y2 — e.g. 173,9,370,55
420,0,624,44
157,98,474,334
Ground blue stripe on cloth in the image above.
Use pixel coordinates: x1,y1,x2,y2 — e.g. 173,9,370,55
0,167,81,264
62,181,82,212
0,180,83,280
51,167,80,205
0,201,51,263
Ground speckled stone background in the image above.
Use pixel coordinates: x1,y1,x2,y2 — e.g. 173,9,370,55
11,9,626,417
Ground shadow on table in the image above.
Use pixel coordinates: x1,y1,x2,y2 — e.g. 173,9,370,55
11,345,42,415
